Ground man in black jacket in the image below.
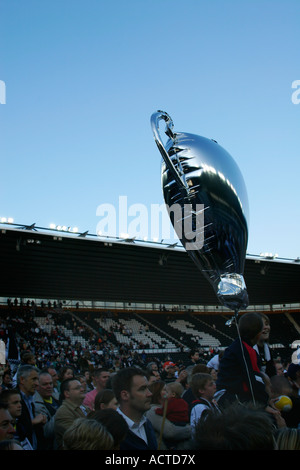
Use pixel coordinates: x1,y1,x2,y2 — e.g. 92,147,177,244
15,365,47,449
112,367,157,450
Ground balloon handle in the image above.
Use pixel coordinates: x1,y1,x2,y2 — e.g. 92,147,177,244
225,309,239,327
150,110,190,195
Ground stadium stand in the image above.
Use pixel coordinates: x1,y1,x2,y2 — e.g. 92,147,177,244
1,302,298,369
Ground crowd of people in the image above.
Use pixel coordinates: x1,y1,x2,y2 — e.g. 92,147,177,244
0,309,300,451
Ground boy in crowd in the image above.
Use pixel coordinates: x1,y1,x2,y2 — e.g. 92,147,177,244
189,373,220,435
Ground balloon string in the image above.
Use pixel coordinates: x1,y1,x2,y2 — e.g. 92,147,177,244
234,310,256,407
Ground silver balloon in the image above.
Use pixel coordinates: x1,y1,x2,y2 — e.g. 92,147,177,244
151,110,249,311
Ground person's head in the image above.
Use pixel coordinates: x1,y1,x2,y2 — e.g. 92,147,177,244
162,362,176,376
58,366,74,382
192,364,210,375
94,389,118,411
0,404,15,441
21,351,36,365
88,409,128,449
194,401,276,450
275,427,300,450
287,363,300,384
83,370,91,382
274,361,285,376
147,371,160,385
166,382,184,399
210,368,218,381
0,389,22,419
2,371,12,387
258,313,271,344
238,313,264,344
270,375,293,399
111,367,152,421
16,365,39,396
191,373,216,401
92,368,110,391
75,375,87,392
62,417,114,450
59,378,86,405
148,380,167,405
37,372,54,399
47,367,58,387
146,362,159,373
189,349,200,363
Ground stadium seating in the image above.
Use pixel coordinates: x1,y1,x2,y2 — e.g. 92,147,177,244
0,303,299,368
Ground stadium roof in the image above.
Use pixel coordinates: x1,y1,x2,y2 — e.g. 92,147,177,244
0,224,299,308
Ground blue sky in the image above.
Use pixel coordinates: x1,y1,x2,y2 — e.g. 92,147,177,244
1,0,299,260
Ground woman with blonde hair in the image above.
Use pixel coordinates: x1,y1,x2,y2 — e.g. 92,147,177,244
276,427,300,450
62,418,114,450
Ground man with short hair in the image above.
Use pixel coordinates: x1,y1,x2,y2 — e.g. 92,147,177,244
275,361,285,376
0,389,22,422
47,367,59,401
83,368,110,411
34,371,60,449
16,364,47,449
112,367,157,450
0,403,15,441
54,377,89,449
187,349,200,367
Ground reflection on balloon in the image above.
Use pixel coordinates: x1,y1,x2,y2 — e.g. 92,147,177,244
151,110,249,312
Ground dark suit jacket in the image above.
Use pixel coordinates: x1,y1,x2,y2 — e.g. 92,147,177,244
120,418,158,450
16,391,45,450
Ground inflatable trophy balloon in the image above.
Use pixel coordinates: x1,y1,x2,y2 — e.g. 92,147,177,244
150,110,249,314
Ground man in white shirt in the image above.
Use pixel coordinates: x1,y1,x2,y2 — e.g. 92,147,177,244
112,367,157,450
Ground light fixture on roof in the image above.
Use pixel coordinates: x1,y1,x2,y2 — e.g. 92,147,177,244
49,224,79,233
1,217,14,224
260,252,278,259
